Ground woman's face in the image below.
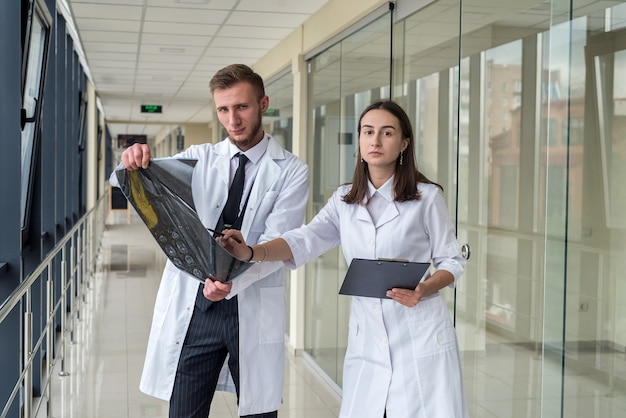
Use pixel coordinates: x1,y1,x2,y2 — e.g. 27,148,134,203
359,109,409,173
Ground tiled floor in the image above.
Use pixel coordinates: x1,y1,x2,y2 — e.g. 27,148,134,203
46,211,341,418
44,210,626,418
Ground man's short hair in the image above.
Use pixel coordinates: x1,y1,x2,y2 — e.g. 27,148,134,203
209,64,265,100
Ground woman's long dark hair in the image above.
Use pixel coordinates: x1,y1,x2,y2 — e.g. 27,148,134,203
343,100,442,205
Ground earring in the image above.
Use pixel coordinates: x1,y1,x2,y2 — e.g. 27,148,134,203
399,150,404,166
360,156,364,163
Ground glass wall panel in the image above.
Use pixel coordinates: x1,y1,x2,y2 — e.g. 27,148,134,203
305,13,391,386
559,2,626,416
264,71,293,151
392,0,626,416
307,41,344,385
393,3,461,194
264,71,294,336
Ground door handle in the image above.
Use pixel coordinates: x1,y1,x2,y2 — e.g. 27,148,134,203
461,244,471,260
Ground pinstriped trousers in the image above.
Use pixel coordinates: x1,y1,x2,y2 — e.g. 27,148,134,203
169,289,277,418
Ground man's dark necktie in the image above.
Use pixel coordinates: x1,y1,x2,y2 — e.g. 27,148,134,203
222,153,249,229
196,153,249,311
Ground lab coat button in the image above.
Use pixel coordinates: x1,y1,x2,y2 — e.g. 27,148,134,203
437,333,444,343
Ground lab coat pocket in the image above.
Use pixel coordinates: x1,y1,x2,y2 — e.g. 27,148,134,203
259,286,285,344
347,316,364,356
407,296,457,358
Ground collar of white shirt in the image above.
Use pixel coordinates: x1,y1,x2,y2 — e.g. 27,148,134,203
227,133,269,165
366,175,395,204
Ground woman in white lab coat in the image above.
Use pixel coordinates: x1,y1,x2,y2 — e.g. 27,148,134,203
222,100,468,418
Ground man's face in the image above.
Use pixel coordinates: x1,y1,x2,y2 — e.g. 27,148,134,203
213,81,269,151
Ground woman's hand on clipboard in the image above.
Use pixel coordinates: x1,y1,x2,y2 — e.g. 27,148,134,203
387,269,455,307
386,284,424,307
375,257,423,307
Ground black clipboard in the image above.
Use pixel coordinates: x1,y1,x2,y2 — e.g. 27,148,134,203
339,258,431,298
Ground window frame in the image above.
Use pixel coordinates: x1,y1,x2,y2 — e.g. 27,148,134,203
20,0,52,242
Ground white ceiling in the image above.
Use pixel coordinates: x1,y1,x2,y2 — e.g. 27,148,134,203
63,0,625,143
64,0,331,140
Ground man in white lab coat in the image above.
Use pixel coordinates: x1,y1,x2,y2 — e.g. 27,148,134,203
111,64,309,418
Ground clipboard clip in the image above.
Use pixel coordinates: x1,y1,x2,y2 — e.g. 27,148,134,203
376,257,410,265
377,257,409,262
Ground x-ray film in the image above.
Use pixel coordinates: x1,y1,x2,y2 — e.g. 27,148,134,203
115,158,253,282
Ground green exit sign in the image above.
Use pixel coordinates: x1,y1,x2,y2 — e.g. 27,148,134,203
141,104,162,113
264,108,280,117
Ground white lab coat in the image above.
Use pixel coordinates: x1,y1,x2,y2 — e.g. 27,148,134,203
110,135,309,416
282,180,468,418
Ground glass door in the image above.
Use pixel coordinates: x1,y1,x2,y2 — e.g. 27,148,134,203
393,1,625,415
452,1,626,416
